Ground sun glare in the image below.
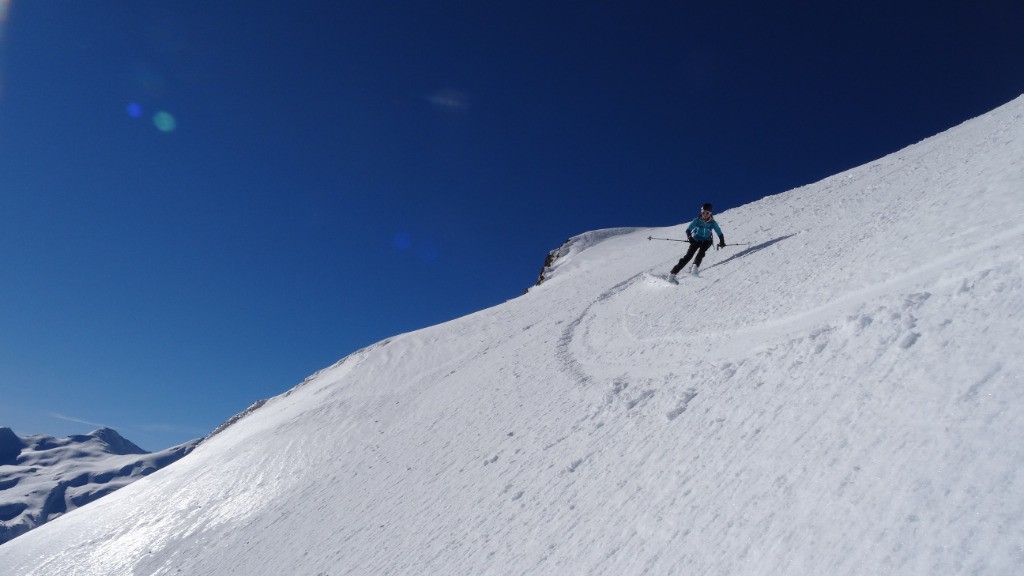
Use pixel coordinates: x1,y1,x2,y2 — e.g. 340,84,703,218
0,1,10,101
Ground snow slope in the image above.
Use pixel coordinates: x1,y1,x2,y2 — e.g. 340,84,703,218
0,428,197,545
1,96,1022,575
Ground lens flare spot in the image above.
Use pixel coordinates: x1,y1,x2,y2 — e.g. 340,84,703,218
416,242,438,263
127,102,143,118
393,232,412,251
153,111,176,132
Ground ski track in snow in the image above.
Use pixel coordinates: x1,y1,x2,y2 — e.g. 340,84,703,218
561,220,1024,387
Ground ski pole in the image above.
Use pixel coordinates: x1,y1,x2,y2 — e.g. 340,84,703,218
647,236,691,243
650,236,752,246
715,242,752,250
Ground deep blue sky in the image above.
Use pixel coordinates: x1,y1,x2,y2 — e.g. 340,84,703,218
2,1,1022,450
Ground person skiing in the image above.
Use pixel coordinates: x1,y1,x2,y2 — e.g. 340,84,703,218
668,203,725,283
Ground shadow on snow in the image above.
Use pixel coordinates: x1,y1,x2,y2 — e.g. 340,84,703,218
710,233,799,269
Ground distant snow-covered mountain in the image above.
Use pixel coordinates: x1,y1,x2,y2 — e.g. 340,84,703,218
0,96,1022,575
0,427,198,545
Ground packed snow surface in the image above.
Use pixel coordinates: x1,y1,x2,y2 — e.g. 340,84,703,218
1,96,1022,575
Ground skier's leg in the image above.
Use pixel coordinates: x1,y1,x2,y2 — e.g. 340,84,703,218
670,243,700,274
693,241,712,267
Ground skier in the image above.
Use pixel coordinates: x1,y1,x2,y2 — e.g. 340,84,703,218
668,203,725,283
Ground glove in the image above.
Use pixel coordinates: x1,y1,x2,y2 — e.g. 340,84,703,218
718,238,726,248
686,231,693,243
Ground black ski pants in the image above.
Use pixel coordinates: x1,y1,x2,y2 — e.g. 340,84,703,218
671,240,712,274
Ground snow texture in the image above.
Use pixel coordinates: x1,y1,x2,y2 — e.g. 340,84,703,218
1,95,1023,575
0,428,198,545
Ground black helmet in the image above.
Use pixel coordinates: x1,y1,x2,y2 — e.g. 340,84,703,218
701,203,713,214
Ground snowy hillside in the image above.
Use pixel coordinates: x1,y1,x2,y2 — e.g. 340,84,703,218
0,427,197,545
1,95,1022,575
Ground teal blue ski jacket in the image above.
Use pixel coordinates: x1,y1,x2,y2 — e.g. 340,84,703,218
687,217,724,243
